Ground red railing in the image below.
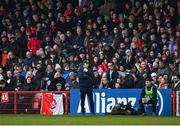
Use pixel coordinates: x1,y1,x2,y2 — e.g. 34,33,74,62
172,91,176,116
0,91,70,114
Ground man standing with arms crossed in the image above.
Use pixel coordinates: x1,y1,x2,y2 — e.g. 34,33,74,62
78,60,95,114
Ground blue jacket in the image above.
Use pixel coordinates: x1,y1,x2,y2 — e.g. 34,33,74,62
23,56,35,66
78,66,94,90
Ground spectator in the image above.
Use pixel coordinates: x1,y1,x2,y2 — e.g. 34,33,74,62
6,52,18,69
99,77,109,89
27,34,41,55
0,0,178,91
136,75,145,88
93,70,101,88
106,62,119,88
65,83,71,90
114,78,123,89
48,71,65,91
23,51,35,66
49,51,59,65
171,74,180,90
157,60,169,76
158,77,168,89
45,64,54,81
12,70,25,91
0,80,6,91
1,49,8,67
7,34,20,57
4,70,14,91
33,63,45,90
131,1,142,17
63,63,71,83
25,71,34,79
151,73,158,87
68,72,79,89
123,49,135,70
137,61,151,78
0,35,8,59
0,66,4,81
123,73,135,88
20,77,35,91
64,3,73,18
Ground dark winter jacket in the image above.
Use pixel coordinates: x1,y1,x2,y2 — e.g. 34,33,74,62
48,77,65,91
78,66,94,90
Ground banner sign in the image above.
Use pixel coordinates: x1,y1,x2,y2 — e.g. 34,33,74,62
41,93,64,115
70,89,172,116
1,92,9,103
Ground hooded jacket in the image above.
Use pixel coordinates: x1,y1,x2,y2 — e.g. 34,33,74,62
27,37,41,55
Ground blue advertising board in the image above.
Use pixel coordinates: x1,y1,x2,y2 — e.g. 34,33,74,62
70,89,172,116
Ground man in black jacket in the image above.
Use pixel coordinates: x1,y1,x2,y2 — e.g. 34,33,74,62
33,63,46,90
106,63,119,88
78,60,94,114
171,74,180,91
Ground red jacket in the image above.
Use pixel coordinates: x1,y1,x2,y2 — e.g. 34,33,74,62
64,8,73,17
27,37,41,55
98,64,108,72
137,39,143,50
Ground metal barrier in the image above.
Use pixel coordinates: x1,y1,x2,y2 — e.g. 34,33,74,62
0,91,70,114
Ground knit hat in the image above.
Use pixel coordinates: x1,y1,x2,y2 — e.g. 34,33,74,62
151,73,157,78
83,60,89,64
69,72,76,77
55,64,61,70
125,49,131,54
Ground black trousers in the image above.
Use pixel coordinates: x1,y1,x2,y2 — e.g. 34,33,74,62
139,98,157,113
80,89,94,114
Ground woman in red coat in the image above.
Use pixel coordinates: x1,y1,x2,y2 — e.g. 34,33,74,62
27,35,41,55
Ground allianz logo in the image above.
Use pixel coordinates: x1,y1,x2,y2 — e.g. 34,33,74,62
77,92,137,113
77,91,163,115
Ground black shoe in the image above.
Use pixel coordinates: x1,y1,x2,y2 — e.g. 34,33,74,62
81,108,85,115
91,112,95,115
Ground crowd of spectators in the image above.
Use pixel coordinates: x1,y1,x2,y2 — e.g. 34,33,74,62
0,0,179,91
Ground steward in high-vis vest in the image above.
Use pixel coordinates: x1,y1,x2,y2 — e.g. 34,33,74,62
139,78,158,116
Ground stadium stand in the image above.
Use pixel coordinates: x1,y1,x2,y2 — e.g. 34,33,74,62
0,0,179,92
